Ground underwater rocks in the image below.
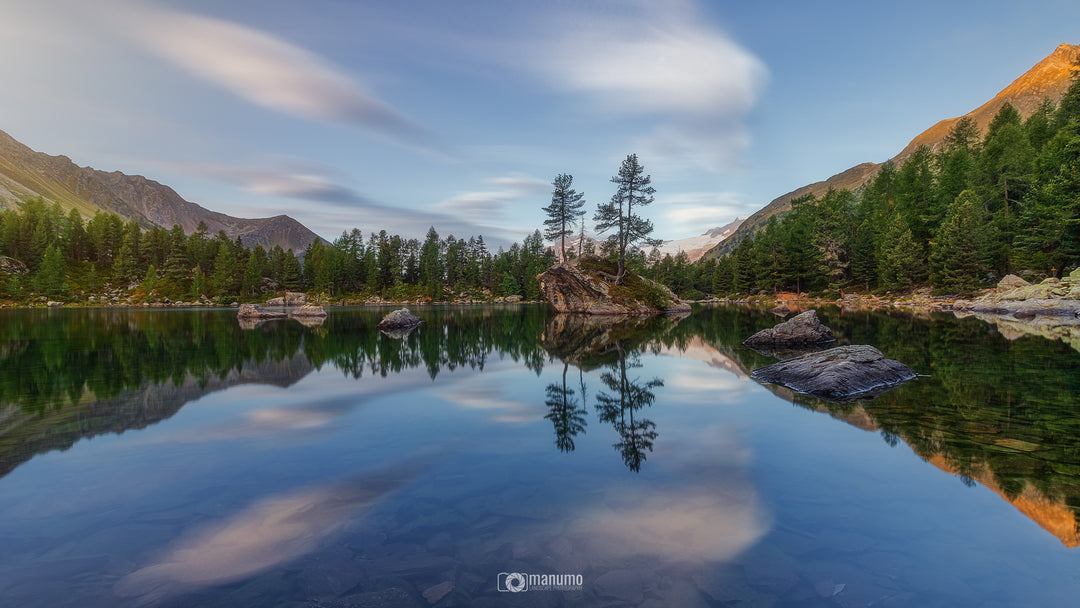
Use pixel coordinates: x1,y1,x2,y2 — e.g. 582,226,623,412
237,303,287,320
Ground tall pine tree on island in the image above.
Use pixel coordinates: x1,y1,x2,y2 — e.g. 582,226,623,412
594,154,661,284
542,173,586,261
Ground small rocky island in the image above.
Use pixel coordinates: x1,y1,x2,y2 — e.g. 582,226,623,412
743,310,834,346
746,310,915,401
752,345,916,402
538,259,690,315
377,308,423,331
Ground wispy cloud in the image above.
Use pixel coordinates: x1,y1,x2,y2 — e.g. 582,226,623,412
437,175,549,217
186,162,376,208
124,4,437,152
653,191,757,237
532,1,767,117
523,0,767,174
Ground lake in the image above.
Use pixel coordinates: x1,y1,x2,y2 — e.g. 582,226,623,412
1,305,1079,607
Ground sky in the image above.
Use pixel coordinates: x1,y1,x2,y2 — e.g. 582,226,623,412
1,0,1079,248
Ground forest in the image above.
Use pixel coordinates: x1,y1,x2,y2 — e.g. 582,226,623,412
1,77,1079,304
0,199,555,304
703,76,1080,297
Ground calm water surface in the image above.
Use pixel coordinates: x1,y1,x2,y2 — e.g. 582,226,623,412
1,305,1079,607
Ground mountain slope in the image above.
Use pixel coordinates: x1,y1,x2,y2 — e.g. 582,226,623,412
0,128,323,252
704,42,1080,260
654,216,746,262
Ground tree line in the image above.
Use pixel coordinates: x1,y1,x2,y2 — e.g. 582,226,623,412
707,76,1080,296
0,197,556,303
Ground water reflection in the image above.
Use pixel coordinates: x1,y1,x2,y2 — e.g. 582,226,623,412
114,461,424,604
594,343,663,472
544,361,587,453
2,305,1080,549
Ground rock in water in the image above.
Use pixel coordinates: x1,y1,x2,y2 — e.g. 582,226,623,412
289,304,328,318
377,308,422,330
743,310,834,346
236,303,287,320
265,296,285,306
537,262,691,315
284,292,307,306
752,345,916,401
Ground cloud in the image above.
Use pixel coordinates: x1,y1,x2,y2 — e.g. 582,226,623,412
653,191,757,237
519,0,767,175
189,162,376,207
530,1,767,117
125,5,436,150
437,175,549,217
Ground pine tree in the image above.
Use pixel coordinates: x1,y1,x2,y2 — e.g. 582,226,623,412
190,264,206,300
878,213,920,291
930,190,993,292
594,154,660,284
36,243,66,297
542,173,586,261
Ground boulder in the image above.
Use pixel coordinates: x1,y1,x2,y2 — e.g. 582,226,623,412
236,303,287,320
538,262,691,315
997,274,1030,290
0,256,28,275
285,292,307,306
265,296,285,306
743,310,834,346
289,304,328,318
377,308,422,331
47,301,62,308
752,345,916,402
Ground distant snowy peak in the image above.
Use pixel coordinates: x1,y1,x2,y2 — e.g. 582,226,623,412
653,216,746,262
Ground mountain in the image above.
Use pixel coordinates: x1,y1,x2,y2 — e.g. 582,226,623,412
0,128,323,252
653,216,746,262
704,42,1080,260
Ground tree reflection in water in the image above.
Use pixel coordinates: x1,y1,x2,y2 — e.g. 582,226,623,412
595,343,663,472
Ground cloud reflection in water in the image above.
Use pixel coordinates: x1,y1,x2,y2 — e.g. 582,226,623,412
114,463,423,604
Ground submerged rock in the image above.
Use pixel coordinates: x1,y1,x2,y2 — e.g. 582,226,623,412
752,345,916,402
289,304,328,318
236,303,287,320
377,308,422,331
743,310,834,346
537,261,690,315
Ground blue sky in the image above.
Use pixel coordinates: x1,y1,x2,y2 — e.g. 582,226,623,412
1,0,1078,248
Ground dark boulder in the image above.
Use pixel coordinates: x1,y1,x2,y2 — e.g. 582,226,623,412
378,308,422,331
751,345,916,402
743,310,834,346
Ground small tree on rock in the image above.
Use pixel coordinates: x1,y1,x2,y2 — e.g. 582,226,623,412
594,154,661,283
542,173,586,262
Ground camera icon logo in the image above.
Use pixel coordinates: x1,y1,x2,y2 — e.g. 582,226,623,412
497,572,528,593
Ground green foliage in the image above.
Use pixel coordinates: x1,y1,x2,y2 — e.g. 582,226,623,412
542,173,586,260
930,190,994,292
706,75,1080,295
594,154,660,283
36,244,66,297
